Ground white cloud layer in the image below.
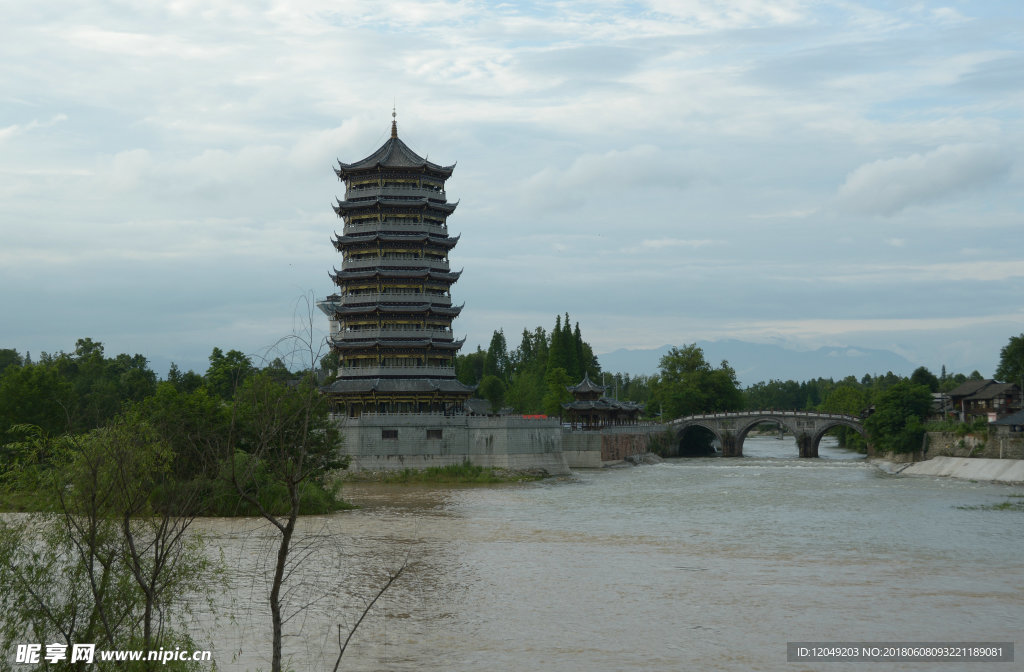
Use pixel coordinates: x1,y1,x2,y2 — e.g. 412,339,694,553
836,144,1012,215
0,0,1022,380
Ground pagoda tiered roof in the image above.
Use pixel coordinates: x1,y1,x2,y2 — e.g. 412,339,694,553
333,197,458,216
330,268,462,282
324,118,471,415
325,378,474,395
327,303,464,317
335,136,455,179
332,232,460,249
329,337,466,351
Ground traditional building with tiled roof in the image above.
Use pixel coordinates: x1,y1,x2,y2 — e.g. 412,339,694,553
562,373,643,430
947,379,1022,421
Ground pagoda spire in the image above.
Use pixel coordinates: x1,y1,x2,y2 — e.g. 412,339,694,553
391,106,398,139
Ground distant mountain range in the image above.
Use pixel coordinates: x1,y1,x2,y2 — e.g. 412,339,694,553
597,339,916,386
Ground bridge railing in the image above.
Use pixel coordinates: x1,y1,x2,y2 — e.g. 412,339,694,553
675,410,863,423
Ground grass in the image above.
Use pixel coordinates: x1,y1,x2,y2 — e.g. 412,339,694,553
0,488,60,512
957,494,1024,511
340,460,547,484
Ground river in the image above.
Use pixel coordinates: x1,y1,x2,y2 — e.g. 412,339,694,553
200,437,1023,671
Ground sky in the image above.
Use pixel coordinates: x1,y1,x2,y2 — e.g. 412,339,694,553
1,0,1022,381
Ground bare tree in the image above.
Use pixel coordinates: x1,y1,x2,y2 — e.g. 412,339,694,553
331,562,407,672
225,294,346,672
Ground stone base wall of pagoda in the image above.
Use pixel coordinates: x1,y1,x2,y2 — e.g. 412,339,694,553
334,415,570,475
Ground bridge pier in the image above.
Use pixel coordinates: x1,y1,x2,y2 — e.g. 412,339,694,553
720,432,742,457
797,433,817,458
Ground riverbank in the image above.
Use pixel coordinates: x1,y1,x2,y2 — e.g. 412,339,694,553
873,455,1024,484
337,461,552,484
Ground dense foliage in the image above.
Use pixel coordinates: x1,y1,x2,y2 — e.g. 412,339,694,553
996,333,1024,389
650,345,743,419
0,340,346,516
455,313,601,415
864,381,934,454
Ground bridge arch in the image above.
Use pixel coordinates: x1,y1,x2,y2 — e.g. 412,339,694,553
676,422,722,456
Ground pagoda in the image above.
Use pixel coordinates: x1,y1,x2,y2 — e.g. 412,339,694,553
318,114,474,416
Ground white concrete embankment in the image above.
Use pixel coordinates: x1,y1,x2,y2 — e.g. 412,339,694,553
875,456,1024,484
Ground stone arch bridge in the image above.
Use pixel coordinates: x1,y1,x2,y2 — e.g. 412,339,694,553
667,411,867,457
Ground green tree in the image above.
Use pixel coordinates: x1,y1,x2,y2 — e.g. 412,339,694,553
0,422,213,671
940,371,968,392
205,347,253,399
483,330,510,382
0,361,75,438
505,369,545,414
0,349,21,376
541,367,573,417
455,346,486,385
652,345,742,420
910,366,939,392
819,383,869,451
478,375,506,414
166,362,204,393
263,356,292,382
512,326,548,376
864,381,933,454
133,382,230,483
319,350,341,385
995,333,1024,388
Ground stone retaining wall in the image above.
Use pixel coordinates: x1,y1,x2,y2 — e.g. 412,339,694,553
561,426,666,468
336,414,569,475
336,415,670,473
926,431,1024,460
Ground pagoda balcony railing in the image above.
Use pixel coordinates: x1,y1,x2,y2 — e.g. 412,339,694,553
338,365,457,378
342,256,450,271
346,185,445,200
344,220,447,233
336,327,453,340
339,292,452,305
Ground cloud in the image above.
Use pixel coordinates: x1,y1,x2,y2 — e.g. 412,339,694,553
629,238,718,253
522,145,692,210
0,114,68,143
836,144,1011,215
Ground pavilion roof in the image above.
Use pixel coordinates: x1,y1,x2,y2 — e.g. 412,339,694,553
567,372,606,395
561,398,643,412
